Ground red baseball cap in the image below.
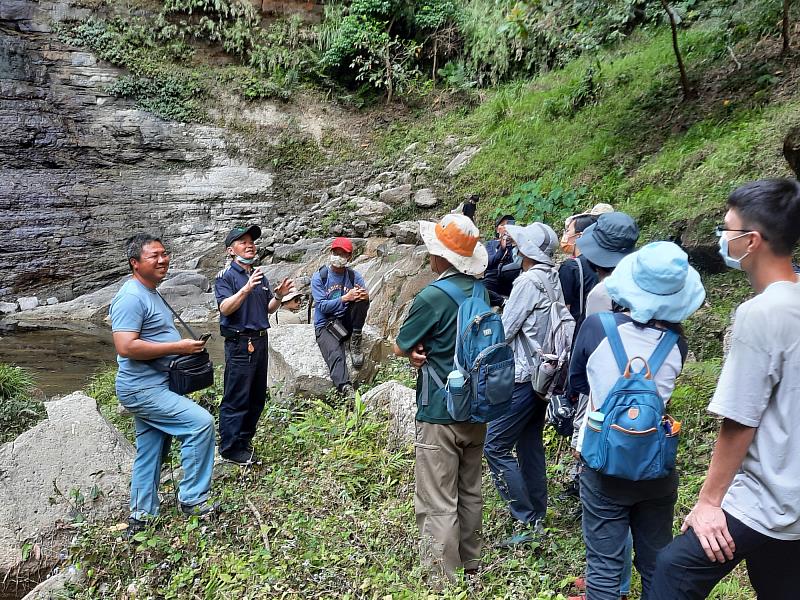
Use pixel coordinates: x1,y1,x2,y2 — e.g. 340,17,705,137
331,237,353,253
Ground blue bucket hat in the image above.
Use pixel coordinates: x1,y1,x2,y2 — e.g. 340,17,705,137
605,241,706,323
577,212,639,269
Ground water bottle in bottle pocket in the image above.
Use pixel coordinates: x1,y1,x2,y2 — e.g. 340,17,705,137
446,370,470,421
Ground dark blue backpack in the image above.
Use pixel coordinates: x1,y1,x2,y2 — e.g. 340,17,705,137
421,279,515,423
581,312,681,481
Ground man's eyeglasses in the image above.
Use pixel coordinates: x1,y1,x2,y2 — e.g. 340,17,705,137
714,225,768,240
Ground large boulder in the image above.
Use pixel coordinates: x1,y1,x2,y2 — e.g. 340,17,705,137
268,324,334,398
379,184,412,205
0,393,134,586
267,324,385,398
362,380,416,448
385,221,420,245
351,198,392,225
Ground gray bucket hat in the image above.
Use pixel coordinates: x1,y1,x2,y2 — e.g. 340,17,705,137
577,212,639,268
504,222,558,266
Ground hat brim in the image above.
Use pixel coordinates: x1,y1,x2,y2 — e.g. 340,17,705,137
226,224,262,247
577,230,631,268
282,291,302,303
419,221,488,277
605,253,706,323
504,224,555,266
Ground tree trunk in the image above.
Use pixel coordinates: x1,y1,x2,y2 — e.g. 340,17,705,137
432,38,438,88
783,0,791,55
660,0,695,99
385,48,394,105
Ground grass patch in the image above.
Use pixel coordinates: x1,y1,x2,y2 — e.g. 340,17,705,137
0,363,43,443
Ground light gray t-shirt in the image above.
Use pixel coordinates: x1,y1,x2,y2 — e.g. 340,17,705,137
585,280,612,316
709,278,800,540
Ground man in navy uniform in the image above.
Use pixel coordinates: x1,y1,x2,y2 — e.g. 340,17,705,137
215,225,293,465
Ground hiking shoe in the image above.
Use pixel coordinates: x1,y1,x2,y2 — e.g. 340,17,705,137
221,448,255,466
498,518,544,548
350,332,364,369
125,517,148,539
179,499,220,518
340,384,356,399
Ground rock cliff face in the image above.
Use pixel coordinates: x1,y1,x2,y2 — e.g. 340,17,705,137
1,2,283,301
0,0,467,310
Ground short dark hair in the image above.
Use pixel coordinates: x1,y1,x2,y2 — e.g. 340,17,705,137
727,178,800,256
573,214,597,234
125,233,163,271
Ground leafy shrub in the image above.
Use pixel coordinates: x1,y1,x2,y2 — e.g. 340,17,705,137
0,363,43,444
490,179,587,227
108,73,206,122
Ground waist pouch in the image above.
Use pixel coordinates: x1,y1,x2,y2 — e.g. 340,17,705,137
325,319,349,342
166,350,214,396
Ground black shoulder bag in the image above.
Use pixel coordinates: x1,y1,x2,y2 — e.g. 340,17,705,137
155,291,215,396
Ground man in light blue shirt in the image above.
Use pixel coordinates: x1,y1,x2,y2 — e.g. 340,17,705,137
109,233,217,534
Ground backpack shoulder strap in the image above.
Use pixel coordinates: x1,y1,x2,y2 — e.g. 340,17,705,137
599,312,628,374
431,278,468,307
646,329,680,375
345,267,355,290
470,279,486,299
528,267,557,303
574,257,584,317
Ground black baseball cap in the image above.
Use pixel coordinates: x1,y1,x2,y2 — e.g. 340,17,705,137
224,225,261,247
494,214,515,227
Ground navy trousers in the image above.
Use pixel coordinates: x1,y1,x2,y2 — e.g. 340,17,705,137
220,333,268,456
484,382,548,524
652,510,800,599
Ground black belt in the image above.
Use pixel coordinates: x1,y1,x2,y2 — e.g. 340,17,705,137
220,325,268,339
240,329,268,337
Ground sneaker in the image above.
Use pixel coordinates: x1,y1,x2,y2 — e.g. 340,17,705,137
340,384,356,399
179,499,221,518
221,448,254,466
498,518,544,548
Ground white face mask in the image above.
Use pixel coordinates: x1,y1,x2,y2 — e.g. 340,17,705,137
235,254,256,265
718,232,750,271
329,254,348,268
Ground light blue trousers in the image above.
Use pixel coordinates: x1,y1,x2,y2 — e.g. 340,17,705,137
118,386,216,520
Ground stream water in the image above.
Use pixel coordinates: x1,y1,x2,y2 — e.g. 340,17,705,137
0,324,226,397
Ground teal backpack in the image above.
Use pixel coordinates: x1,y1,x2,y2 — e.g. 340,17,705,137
581,312,681,481
421,279,515,423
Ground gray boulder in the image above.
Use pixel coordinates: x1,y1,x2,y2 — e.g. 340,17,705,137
0,302,18,314
445,146,480,176
0,393,134,581
413,188,438,208
22,565,85,600
362,380,416,448
268,324,334,398
385,221,420,245
351,199,392,225
379,184,412,205
179,306,213,323
268,324,385,399
161,270,210,291
45,297,58,305
17,296,39,311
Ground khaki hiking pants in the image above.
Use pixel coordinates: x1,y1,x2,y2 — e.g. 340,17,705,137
414,420,486,584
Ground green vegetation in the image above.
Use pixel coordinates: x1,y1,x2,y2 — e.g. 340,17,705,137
71,358,753,598
0,363,43,443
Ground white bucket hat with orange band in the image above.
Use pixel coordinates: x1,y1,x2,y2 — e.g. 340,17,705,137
419,214,489,277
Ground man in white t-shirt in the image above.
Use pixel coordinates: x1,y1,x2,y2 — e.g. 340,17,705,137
653,179,800,599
